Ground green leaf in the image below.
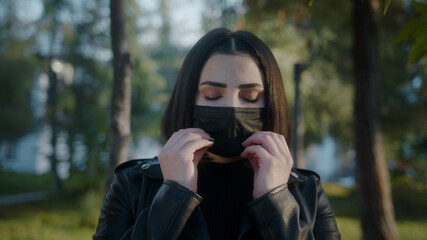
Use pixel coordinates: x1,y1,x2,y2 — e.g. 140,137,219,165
413,1,427,15
397,16,427,43
383,0,391,15
408,35,427,65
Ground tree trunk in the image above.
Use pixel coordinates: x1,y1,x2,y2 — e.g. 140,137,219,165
353,0,398,239
45,0,63,192
292,63,307,169
106,0,133,193
48,69,62,191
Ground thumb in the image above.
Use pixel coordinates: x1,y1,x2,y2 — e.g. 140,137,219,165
248,154,259,170
194,143,213,164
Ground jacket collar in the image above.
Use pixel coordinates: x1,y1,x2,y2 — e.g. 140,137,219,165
137,157,307,183
288,168,308,183
138,157,163,179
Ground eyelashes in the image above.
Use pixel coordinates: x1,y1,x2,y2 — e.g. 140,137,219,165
205,96,221,101
204,96,259,103
244,98,259,103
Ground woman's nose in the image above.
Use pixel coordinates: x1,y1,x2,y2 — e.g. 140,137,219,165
224,92,240,107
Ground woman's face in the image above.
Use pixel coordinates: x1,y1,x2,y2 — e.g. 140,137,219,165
196,54,265,108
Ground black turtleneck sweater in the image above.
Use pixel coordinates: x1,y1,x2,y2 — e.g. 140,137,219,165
197,160,254,240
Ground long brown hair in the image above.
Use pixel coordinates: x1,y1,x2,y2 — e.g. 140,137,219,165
161,28,291,144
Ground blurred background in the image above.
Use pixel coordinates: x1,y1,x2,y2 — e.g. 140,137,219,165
0,0,426,239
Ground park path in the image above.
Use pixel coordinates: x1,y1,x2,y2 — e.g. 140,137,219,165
0,191,49,206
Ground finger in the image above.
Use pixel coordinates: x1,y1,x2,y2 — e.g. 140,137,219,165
171,130,213,150
242,132,281,156
272,133,287,156
185,128,213,139
178,139,214,159
167,128,212,147
241,144,270,161
193,145,211,164
276,133,292,157
248,157,259,170
163,130,185,150
242,145,271,171
242,131,264,147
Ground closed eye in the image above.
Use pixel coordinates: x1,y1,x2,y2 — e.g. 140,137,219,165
242,98,259,103
205,96,221,101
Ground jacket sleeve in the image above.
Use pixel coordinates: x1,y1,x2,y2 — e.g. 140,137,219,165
313,182,341,239
93,171,202,240
248,182,340,240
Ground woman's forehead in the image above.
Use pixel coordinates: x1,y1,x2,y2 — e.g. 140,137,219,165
199,54,264,87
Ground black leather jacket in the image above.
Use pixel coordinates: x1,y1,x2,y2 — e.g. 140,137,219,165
93,157,340,240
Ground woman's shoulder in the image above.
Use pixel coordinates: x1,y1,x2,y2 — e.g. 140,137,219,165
288,169,325,199
290,168,322,185
114,157,163,180
293,168,320,179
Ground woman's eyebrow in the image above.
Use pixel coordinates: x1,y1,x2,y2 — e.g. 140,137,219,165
200,81,227,88
238,83,263,89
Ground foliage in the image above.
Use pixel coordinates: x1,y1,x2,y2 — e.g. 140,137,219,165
0,0,173,185
0,171,52,195
202,0,243,30
0,0,41,140
379,1,427,186
242,0,354,148
0,56,37,140
240,0,427,186
397,1,427,66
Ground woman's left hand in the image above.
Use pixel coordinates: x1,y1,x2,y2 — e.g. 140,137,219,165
241,131,294,199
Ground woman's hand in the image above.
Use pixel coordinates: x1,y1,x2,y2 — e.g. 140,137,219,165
158,128,214,192
241,131,293,199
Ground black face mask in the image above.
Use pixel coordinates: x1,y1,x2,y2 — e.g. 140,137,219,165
192,105,265,158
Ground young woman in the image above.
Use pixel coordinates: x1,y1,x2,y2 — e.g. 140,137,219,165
94,28,340,240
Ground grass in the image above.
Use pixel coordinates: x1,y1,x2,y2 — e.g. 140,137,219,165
1,171,427,239
0,170,104,240
323,183,427,240
0,190,103,240
0,199,97,240
0,171,52,195
335,217,427,240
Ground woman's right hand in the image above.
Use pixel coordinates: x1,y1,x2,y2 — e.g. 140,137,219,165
158,128,214,192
